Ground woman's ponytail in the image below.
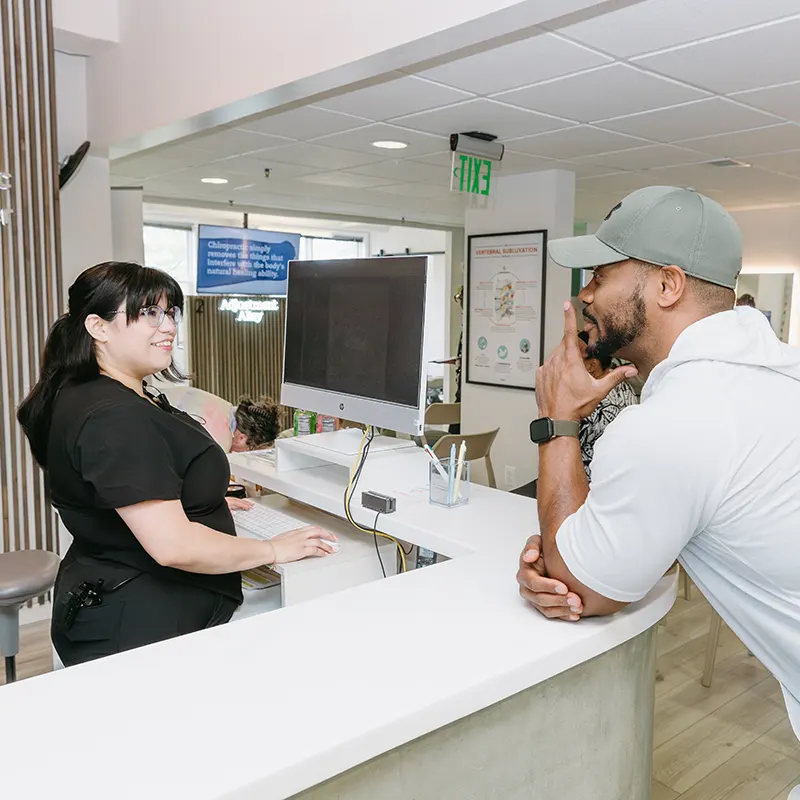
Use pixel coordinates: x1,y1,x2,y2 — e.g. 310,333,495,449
17,312,96,467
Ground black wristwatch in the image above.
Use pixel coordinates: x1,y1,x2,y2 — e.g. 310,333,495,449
529,417,580,445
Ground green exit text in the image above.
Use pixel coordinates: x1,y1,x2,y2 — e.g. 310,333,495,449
455,155,492,196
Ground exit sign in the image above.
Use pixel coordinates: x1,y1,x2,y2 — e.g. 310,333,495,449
454,155,492,196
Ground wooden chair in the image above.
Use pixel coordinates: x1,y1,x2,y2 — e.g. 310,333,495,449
424,403,461,427
432,428,500,488
423,403,461,447
701,609,723,688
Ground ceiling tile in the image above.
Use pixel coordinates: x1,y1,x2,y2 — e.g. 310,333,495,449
187,128,293,156
577,172,658,195
748,149,800,176
507,126,651,159
558,0,800,58
647,163,800,198
678,123,800,156
576,144,712,170
633,16,800,95
237,106,371,140
112,148,219,178
496,64,708,123
315,75,474,121
311,123,445,157
368,182,457,200
733,81,800,122
413,32,611,96
259,142,385,170
350,157,452,186
392,98,573,140
205,155,323,179
597,98,780,143
298,171,399,189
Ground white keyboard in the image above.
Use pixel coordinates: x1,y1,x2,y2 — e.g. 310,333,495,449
234,504,309,541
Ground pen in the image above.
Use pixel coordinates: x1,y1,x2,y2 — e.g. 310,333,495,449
448,443,456,504
452,440,467,503
423,444,449,481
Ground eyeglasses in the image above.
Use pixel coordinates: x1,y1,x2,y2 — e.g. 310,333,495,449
114,305,182,328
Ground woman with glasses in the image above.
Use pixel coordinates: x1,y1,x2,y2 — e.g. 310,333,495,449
18,262,336,666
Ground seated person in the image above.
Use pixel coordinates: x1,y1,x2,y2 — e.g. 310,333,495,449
230,395,281,452
512,330,635,497
163,385,280,453
576,330,637,482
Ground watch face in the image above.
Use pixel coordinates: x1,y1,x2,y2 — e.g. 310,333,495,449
529,417,554,444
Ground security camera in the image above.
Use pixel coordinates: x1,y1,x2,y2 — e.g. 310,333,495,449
263,168,271,179
449,132,504,162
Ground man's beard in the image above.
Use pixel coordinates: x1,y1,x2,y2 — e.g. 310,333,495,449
584,284,647,364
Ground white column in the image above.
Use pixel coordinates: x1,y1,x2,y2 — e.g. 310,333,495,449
462,169,575,489
56,51,113,289
111,186,145,263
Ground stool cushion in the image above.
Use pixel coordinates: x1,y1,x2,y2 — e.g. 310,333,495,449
0,550,60,606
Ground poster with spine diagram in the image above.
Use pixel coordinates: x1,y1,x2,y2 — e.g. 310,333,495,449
466,230,547,391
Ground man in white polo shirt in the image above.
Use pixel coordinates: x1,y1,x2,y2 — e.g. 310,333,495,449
516,187,800,760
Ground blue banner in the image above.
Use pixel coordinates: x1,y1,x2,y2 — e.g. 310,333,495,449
196,225,301,296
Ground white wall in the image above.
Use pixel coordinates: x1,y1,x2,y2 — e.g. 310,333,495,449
110,187,145,263
86,0,611,152
462,170,576,489
56,52,113,290
732,206,800,346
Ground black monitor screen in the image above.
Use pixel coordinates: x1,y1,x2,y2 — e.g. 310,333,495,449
284,257,427,408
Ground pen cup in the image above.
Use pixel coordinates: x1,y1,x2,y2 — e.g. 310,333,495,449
429,457,470,508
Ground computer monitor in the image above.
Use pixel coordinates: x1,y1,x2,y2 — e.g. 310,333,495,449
281,256,429,436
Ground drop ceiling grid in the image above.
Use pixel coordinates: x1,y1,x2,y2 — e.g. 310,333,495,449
111,3,800,223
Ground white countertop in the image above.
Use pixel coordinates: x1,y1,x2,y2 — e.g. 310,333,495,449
0,445,676,800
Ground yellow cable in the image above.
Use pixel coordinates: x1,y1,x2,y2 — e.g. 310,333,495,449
344,426,407,573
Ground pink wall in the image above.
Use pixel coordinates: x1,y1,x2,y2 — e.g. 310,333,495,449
85,0,608,151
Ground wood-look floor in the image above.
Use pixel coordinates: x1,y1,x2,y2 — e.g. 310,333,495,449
4,590,799,799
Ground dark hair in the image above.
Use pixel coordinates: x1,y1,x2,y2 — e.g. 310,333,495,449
234,395,281,449
18,262,185,467
736,293,756,308
577,330,612,371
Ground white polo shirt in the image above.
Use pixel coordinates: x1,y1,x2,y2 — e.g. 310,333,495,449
557,307,800,739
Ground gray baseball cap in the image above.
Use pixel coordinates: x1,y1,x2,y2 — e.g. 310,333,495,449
550,186,743,289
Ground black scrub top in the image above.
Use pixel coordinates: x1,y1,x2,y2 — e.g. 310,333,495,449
48,375,242,603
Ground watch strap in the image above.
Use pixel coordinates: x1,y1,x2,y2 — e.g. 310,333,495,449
551,420,580,439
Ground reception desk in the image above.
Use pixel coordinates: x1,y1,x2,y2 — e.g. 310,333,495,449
0,439,676,800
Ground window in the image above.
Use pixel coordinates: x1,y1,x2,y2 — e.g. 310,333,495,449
306,237,362,261
143,225,193,292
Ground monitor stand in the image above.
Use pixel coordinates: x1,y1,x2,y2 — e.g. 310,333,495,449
276,429,416,473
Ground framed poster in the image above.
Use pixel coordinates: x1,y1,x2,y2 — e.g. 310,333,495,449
466,230,547,391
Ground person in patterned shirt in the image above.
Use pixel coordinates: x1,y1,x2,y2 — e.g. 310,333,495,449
577,330,636,481
512,332,635,498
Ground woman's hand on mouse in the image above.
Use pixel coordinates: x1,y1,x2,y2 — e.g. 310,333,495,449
268,525,338,564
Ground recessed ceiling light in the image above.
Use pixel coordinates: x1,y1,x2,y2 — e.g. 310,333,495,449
372,140,408,150
201,177,228,184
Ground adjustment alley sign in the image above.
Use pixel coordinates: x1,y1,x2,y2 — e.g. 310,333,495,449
453,155,492,196
219,298,279,324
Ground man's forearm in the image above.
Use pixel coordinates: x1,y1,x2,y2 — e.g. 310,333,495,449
537,437,588,557
537,438,626,616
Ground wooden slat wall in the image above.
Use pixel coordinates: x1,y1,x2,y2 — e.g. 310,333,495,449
0,0,61,561
187,297,292,430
